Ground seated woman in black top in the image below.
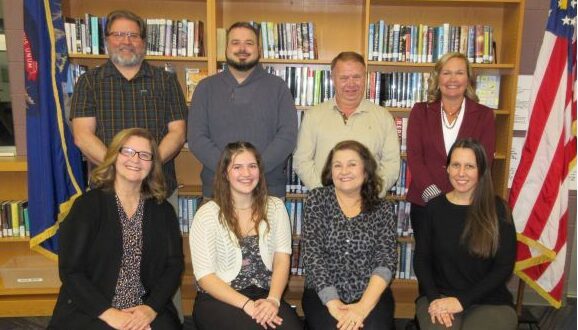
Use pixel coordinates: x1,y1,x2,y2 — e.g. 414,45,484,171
414,138,517,330
49,128,184,330
302,140,397,330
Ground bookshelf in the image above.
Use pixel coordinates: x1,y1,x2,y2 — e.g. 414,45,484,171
0,0,523,319
0,157,60,317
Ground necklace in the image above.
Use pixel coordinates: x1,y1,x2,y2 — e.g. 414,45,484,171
441,106,460,129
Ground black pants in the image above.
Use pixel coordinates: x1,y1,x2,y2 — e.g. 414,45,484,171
191,286,302,330
302,288,394,330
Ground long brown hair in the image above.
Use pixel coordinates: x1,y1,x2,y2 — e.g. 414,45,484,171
427,52,479,103
321,140,383,212
213,142,269,241
90,128,166,202
447,138,511,258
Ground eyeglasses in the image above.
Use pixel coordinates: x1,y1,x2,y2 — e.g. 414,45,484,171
107,31,142,41
119,146,153,161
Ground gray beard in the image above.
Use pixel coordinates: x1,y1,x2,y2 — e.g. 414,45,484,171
110,52,144,67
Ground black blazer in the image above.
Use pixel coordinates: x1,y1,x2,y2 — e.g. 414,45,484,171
49,189,184,329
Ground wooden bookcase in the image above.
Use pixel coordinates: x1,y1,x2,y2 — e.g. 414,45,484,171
0,157,60,317
2,0,524,319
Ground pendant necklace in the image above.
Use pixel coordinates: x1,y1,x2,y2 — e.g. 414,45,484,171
441,106,460,129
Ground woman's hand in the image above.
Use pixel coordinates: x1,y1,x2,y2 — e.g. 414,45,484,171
336,303,368,330
99,308,132,329
428,297,463,328
253,298,283,329
326,299,345,322
121,305,157,330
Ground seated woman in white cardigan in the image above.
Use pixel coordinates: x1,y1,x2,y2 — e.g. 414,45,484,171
189,141,302,330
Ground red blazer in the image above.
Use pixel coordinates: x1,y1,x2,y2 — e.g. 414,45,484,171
406,98,495,206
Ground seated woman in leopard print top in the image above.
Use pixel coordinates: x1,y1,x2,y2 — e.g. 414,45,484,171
302,140,398,330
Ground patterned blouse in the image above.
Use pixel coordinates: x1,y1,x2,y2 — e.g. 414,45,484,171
111,195,146,309
231,235,272,290
303,186,397,304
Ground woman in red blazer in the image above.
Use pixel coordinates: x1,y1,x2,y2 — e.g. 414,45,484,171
407,52,495,239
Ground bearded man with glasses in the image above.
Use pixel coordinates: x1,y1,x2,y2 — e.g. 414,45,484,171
68,9,187,323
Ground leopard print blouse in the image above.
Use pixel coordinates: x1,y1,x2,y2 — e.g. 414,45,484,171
302,186,397,304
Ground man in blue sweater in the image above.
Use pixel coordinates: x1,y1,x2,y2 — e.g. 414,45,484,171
187,22,297,198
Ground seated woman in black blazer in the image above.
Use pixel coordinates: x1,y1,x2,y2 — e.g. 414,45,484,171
49,128,184,330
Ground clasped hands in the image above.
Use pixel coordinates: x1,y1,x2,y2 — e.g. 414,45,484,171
327,300,369,330
100,305,157,330
428,297,463,328
243,298,284,329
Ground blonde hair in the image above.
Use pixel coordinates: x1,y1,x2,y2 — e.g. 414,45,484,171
90,128,166,202
427,52,479,103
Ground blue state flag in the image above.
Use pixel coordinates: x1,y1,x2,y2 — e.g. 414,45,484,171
24,0,84,258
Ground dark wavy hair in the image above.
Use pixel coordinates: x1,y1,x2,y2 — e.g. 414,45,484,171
427,52,479,103
90,128,166,202
213,141,269,241
321,140,382,212
447,138,511,258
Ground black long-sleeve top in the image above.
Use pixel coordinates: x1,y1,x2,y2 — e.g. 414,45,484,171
414,195,516,308
49,189,184,328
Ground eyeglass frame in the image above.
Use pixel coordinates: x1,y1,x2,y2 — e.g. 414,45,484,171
107,31,143,41
118,146,153,161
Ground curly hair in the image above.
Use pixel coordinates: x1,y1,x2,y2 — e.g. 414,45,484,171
321,140,383,212
427,52,479,103
90,128,166,202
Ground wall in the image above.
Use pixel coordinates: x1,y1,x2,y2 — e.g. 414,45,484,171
3,0,24,154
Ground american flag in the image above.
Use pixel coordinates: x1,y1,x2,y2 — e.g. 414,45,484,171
509,0,576,307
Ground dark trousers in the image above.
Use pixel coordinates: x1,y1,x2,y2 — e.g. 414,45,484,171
301,288,394,330
191,286,302,330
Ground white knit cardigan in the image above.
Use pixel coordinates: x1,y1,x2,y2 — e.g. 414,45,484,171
189,197,292,283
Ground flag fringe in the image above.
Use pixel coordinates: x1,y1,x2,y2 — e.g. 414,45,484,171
515,232,557,268
29,192,81,261
515,269,563,308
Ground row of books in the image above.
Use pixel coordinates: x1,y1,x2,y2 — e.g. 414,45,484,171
394,117,409,152
285,199,304,237
394,200,413,238
254,21,317,60
177,196,202,235
396,241,416,280
367,71,501,110
388,159,411,199
0,200,30,238
367,71,430,109
265,66,335,107
368,21,495,64
285,111,308,194
64,14,205,57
